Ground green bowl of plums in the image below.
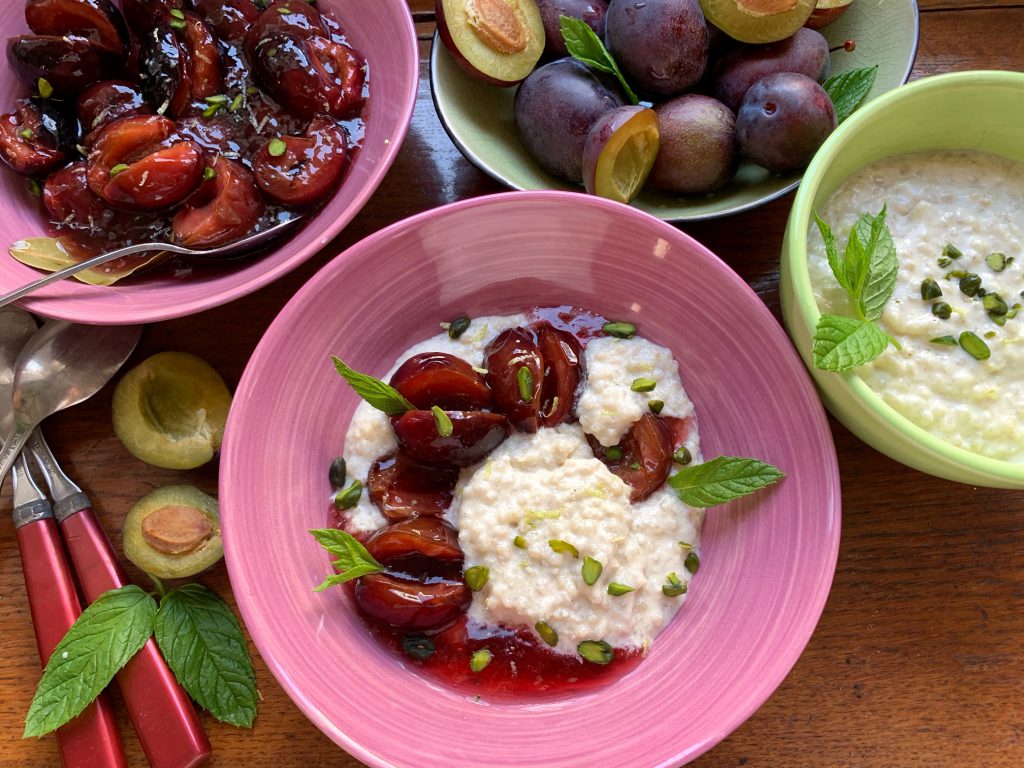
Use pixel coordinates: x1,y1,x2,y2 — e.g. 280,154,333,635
430,0,919,220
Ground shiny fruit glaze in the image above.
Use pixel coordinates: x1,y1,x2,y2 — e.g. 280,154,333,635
327,308,679,698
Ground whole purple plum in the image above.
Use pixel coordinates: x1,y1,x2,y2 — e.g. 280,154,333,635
537,0,608,57
604,0,708,96
649,94,737,195
514,57,626,183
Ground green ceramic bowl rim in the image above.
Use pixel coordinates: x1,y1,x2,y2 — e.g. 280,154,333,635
786,69,1024,484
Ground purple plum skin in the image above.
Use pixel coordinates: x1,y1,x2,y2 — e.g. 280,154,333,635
537,0,608,57
514,57,626,183
649,94,737,195
604,0,708,97
711,28,830,112
736,72,837,174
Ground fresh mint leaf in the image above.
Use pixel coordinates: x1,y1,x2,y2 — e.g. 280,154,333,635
842,214,870,304
824,65,878,123
310,528,384,590
814,211,848,294
24,585,156,738
668,457,785,508
332,356,413,415
154,584,257,728
856,207,898,321
560,15,639,105
812,313,892,371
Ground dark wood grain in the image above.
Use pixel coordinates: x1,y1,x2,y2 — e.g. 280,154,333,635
1,4,1023,768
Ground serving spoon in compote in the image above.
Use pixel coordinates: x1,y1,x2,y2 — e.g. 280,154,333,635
0,213,305,309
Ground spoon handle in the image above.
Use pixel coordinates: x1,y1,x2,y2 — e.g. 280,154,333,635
60,509,211,768
0,242,180,309
0,426,30,492
12,455,128,768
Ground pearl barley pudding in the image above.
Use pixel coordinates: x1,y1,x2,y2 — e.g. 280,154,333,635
807,150,1024,462
312,308,782,696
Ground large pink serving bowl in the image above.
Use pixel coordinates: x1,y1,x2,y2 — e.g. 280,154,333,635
221,192,841,767
0,0,418,324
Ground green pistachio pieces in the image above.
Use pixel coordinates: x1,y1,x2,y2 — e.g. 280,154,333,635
577,640,614,665
607,582,635,596
581,555,602,586
464,565,489,591
535,621,558,647
333,480,362,510
469,649,492,672
549,539,579,558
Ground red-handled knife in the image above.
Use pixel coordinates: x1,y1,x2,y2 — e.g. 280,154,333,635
28,433,212,768
11,453,128,768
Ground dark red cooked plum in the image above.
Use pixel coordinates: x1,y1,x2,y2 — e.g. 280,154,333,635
354,572,471,631
251,32,365,120
588,413,672,502
389,352,492,411
535,322,583,427
25,0,129,56
581,104,660,203
537,0,607,57
171,156,263,249
392,410,511,467
6,35,122,96
43,161,128,233
139,13,223,118
78,81,150,140
86,114,204,211
364,517,464,574
122,0,185,34
604,0,708,96
514,58,625,184
245,0,328,57
483,326,544,431
735,72,837,173
649,94,737,195
368,452,459,523
192,0,260,42
0,99,75,175
252,117,348,206
710,28,830,112
174,115,247,156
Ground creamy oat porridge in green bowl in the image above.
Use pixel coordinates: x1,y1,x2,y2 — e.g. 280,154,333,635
780,71,1024,488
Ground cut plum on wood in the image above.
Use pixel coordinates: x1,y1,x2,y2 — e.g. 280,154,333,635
698,0,816,44
437,0,545,87
582,105,659,203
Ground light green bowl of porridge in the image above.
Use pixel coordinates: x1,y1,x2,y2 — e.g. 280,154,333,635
781,70,1024,489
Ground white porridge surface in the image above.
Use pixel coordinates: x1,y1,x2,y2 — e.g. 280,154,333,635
340,312,704,656
807,150,1024,462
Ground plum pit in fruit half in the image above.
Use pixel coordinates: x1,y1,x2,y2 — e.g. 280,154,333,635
112,351,232,470
123,485,222,579
699,0,816,44
582,105,660,203
437,0,545,87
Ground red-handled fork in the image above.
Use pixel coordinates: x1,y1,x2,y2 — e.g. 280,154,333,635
28,431,212,768
11,452,128,768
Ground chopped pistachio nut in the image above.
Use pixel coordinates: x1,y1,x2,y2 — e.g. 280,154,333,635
431,405,453,437
469,648,492,672
109,163,129,177
673,446,692,465
630,377,656,392
648,399,665,415
581,555,602,586
401,634,435,661
535,621,558,647
517,366,534,401
548,539,579,558
662,572,686,597
512,535,527,549
605,445,623,460
929,335,958,346
985,252,1010,272
942,242,962,260
577,640,614,665
333,480,362,510
447,315,471,339
920,278,942,301
602,321,636,339
267,138,287,157
959,331,990,361
203,166,217,181
684,552,700,574
607,582,635,596
328,456,347,487
464,565,489,591
37,78,53,99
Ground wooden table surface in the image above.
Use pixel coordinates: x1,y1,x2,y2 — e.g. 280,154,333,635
2,1,1023,766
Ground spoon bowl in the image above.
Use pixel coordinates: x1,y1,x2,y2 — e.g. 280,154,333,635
0,320,141,487
0,307,37,436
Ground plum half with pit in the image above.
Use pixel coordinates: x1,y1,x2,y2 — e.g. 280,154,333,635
604,0,708,96
648,94,737,195
122,484,222,579
537,0,608,57
514,57,625,184
710,27,830,112
736,71,836,173
437,0,546,87
582,104,660,203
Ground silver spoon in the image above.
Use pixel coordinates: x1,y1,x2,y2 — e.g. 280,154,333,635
0,214,304,309
0,320,141,489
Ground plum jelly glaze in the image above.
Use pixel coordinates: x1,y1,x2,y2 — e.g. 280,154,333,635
0,0,368,280
327,307,702,698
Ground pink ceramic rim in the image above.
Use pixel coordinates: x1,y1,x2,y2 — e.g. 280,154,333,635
0,0,419,324
223,190,842,767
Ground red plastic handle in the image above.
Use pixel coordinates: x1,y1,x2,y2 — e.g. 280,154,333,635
16,518,128,768
60,508,211,768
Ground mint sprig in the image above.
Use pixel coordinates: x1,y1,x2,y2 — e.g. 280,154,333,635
812,205,899,371
560,15,639,105
668,456,785,508
332,356,414,415
154,584,257,728
24,585,156,738
823,65,878,123
310,528,384,591
24,582,257,738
